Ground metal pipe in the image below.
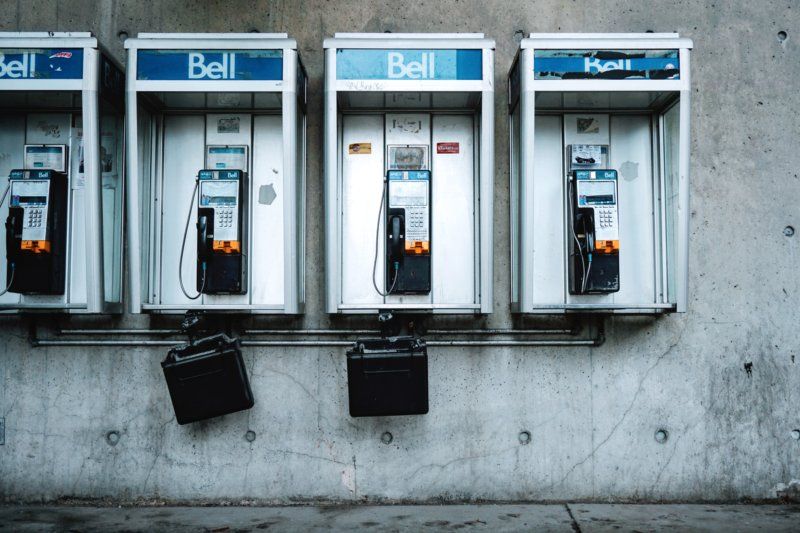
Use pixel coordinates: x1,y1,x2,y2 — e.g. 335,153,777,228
33,339,179,347
31,338,598,348
244,329,378,335
58,329,183,335
58,327,575,336
426,328,574,335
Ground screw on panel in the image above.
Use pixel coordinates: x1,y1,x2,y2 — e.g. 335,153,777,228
518,430,532,445
105,430,120,446
380,431,393,445
654,429,669,444
245,430,256,443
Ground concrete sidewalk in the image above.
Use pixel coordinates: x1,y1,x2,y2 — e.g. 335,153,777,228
1,503,799,532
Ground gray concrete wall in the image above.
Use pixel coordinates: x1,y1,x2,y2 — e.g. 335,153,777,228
1,0,798,503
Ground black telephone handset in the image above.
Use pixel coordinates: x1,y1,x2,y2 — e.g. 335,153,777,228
577,208,595,253
389,213,405,265
196,210,213,261
5,208,22,263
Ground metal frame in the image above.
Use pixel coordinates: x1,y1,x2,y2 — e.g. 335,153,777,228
509,33,693,314
124,33,306,314
323,33,495,314
0,32,123,314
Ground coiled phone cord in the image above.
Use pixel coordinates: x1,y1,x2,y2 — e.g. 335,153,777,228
0,183,14,296
567,178,590,293
372,179,399,297
178,180,205,300
0,264,15,297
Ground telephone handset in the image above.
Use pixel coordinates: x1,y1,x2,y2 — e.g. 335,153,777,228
568,169,620,294
388,211,404,265
196,213,211,261
3,169,68,294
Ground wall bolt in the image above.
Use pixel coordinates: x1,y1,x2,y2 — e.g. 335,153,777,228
245,430,256,443
105,430,120,446
778,30,788,43
518,430,532,445
784,226,795,237
654,429,669,444
381,431,393,445
791,430,800,441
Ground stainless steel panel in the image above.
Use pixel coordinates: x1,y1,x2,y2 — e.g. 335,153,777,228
532,115,566,305
252,114,284,306
0,114,24,306
203,113,251,306
158,114,205,306
431,114,475,305
23,113,74,308
340,114,384,306
384,113,431,307
564,114,656,306
509,106,520,307
609,115,656,305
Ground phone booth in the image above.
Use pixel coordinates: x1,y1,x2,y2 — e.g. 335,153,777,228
323,33,495,315
0,32,125,314
125,33,306,314
509,33,693,314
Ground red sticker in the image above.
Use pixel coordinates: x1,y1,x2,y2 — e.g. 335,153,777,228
436,142,460,154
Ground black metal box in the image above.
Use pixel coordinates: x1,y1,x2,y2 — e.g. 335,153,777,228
162,334,254,425
347,336,428,417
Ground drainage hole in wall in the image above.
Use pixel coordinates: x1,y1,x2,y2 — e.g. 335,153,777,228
117,31,128,42
791,430,800,441
245,430,256,443
654,429,669,444
381,431,393,445
784,226,795,237
778,31,788,42
105,430,120,446
518,430,532,445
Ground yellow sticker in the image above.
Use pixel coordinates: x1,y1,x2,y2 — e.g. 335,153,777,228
349,143,372,155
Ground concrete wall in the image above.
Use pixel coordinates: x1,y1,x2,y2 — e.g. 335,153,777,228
1,0,798,503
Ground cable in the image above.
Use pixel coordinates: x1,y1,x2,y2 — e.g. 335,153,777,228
178,181,204,300
0,183,10,207
0,263,14,296
0,184,14,296
372,179,399,297
567,178,588,293
583,253,592,294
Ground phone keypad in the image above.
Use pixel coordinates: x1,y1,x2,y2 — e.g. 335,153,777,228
597,207,616,229
217,208,235,229
26,208,44,228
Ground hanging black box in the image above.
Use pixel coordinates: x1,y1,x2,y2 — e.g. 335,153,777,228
347,336,428,417
162,334,254,425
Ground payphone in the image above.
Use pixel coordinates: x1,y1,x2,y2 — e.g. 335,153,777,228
125,33,306,314
324,33,495,315
508,33,693,313
384,169,431,294
3,168,68,294
179,168,247,298
0,32,126,313
568,168,620,294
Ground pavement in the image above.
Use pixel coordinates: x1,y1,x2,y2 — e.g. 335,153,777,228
1,503,800,532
